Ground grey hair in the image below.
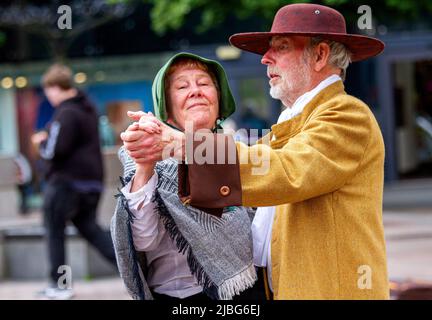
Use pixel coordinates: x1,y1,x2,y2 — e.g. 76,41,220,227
304,37,352,81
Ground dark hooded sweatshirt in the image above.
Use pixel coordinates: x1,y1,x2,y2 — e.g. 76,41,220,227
40,91,104,190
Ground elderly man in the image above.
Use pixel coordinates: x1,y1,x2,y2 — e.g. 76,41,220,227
122,3,389,300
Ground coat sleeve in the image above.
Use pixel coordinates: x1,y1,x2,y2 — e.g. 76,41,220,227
40,109,78,161
239,102,373,206
179,101,373,208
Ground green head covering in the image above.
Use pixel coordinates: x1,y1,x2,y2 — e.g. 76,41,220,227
152,52,236,127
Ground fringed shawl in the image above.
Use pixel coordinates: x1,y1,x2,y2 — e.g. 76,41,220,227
111,147,256,300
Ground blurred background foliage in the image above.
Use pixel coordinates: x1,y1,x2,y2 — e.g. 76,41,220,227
0,0,431,61
119,0,432,35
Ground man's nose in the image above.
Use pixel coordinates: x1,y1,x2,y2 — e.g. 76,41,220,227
261,48,274,65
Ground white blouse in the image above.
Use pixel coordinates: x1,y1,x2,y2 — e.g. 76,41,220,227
121,173,203,298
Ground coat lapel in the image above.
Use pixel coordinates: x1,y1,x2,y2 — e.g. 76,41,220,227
269,80,346,149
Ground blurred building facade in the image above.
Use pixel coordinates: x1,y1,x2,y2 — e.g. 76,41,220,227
0,52,168,218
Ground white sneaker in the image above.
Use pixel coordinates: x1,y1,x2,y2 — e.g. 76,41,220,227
36,287,75,300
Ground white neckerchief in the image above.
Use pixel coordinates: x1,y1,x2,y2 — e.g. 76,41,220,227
252,74,342,291
276,74,342,125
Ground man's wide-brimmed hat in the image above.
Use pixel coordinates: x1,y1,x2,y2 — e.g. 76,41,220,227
229,3,384,62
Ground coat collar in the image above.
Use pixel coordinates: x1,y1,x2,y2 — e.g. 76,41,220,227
262,80,346,149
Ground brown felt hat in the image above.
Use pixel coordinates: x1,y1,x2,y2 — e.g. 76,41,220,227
229,3,384,62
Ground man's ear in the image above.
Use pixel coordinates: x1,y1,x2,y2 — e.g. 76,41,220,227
313,42,331,72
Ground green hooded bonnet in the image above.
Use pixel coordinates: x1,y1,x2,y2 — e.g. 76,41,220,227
151,52,236,126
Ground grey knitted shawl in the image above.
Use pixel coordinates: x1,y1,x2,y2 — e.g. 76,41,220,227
111,147,257,300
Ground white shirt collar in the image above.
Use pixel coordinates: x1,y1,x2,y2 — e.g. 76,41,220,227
277,74,342,124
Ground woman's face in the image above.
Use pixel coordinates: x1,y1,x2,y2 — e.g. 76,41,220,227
166,65,219,131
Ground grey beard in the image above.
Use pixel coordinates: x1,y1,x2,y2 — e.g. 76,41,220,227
269,84,283,100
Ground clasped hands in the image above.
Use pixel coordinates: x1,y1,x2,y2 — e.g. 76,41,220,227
120,111,185,166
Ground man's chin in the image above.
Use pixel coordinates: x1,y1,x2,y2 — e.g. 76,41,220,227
269,86,283,100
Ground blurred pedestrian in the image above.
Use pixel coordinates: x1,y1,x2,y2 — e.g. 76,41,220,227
32,64,116,300
13,153,33,215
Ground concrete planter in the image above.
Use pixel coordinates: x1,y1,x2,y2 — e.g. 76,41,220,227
2,226,117,280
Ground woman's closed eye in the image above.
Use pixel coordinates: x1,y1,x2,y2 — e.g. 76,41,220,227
176,83,188,89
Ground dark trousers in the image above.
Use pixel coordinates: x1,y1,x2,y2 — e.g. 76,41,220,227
18,183,32,214
43,180,116,284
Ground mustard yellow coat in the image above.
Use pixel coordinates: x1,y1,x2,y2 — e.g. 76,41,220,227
237,81,389,299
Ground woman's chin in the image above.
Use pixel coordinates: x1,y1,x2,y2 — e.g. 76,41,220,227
191,122,213,131
187,115,215,130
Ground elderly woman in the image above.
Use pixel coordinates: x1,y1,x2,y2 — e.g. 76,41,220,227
112,52,263,300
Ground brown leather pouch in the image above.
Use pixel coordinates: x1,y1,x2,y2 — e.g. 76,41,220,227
178,133,242,217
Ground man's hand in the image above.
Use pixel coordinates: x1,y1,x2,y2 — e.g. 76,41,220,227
120,121,164,164
120,111,186,164
31,131,48,147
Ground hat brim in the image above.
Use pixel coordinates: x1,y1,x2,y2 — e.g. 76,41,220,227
229,32,384,62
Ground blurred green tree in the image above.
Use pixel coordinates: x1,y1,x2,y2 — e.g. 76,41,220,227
112,0,432,35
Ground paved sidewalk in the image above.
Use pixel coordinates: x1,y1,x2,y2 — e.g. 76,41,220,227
384,209,432,283
0,277,130,300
